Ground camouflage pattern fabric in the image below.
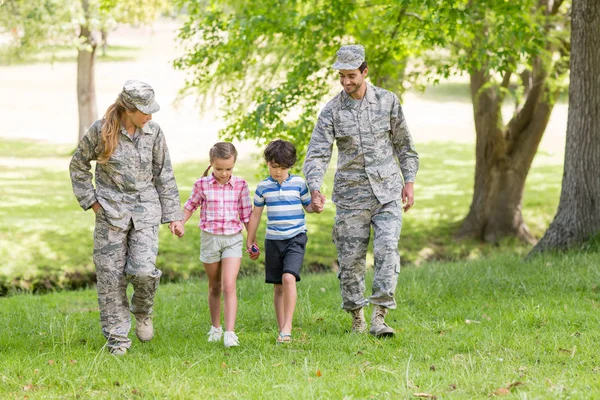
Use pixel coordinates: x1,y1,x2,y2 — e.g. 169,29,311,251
332,44,365,70
333,199,402,310
303,83,419,209
70,119,182,348
93,209,161,349
303,82,419,312
70,119,183,229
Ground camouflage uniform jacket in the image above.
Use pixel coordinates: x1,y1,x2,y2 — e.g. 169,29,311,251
70,119,183,230
303,83,419,209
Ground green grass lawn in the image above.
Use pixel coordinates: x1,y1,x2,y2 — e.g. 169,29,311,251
0,45,141,66
1,251,599,399
0,138,563,293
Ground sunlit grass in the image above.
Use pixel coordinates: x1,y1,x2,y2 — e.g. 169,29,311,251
1,252,599,398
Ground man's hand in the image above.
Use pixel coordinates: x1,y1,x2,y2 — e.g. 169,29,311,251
169,221,185,238
310,190,326,213
402,182,415,212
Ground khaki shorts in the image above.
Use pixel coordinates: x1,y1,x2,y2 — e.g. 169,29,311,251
200,231,243,263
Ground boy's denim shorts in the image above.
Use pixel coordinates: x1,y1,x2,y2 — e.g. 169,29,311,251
200,230,243,263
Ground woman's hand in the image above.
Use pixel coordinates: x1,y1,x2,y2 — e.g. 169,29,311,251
169,221,185,238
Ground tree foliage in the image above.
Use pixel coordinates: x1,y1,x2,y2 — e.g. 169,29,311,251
174,0,465,160
174,1,568,153
0,0,169,58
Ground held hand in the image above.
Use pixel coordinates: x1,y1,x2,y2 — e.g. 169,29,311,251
91,202,102,214
311,190,326,213
402,182,415,212
169,221,185,238
246,243,260,260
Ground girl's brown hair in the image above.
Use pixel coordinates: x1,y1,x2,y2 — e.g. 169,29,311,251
97,94,139,164
202,142,238,177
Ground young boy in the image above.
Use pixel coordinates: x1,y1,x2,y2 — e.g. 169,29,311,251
246,139,321,343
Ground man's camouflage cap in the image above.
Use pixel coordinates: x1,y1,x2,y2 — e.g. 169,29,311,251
332,44,365,70
121,80,160,114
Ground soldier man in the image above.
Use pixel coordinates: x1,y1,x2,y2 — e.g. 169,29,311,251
303,45,419,337
70,80,184,355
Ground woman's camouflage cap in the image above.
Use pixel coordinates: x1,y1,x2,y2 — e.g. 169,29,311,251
332,45,365,70
121,80,160,114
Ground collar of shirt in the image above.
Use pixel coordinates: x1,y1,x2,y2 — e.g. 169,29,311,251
341,83,378,110
208,173,238,187
266,175,293,185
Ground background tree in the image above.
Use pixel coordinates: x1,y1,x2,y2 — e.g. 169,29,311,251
175,0,570,245
531,0,600,253
451,0,570,244
0,0,168,141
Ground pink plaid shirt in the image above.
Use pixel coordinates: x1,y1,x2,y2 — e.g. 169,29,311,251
184,174,252,235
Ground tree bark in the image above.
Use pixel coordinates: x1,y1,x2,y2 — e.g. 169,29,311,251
457,66,555,244
77,0,98,142
531,0,600,253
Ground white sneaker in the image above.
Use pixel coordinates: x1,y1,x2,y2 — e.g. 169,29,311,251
223,331,239,348
207,326,223,342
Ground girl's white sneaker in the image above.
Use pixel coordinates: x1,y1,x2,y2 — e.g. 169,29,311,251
223,331,239,347
207,326,223,342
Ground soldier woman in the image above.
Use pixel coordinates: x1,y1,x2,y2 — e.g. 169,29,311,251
70,80,184,355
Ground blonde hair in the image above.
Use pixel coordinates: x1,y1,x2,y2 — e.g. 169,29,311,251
97,94,138,164
202,142,238,177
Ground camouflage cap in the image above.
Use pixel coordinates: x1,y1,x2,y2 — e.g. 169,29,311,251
121,80,160,114
332,45,365,70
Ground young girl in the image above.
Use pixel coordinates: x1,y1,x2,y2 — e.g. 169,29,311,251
182,142,252,347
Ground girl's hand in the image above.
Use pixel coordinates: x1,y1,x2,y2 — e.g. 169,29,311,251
246,244,260,260
169,221,185,238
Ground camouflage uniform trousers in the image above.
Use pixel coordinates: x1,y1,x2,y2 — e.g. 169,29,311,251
332,199,402,311
93,209,161,349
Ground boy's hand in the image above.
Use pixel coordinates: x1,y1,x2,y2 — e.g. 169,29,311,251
310,190,326,213
246,243,260,260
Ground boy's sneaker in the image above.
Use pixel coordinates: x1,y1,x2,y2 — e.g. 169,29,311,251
207,326,223,342
350,308,367,333
134,314,154,342
369,305,395,337
223,331,239,348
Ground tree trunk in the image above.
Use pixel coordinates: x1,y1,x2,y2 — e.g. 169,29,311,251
531,0,600,253
457,67,555,244
101,28,108,57
77,0,97,142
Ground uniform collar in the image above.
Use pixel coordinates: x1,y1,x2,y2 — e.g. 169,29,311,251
119,123,153,136
340,83,377,110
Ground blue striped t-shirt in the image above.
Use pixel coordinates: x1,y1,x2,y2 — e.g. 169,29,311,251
254,175,311,240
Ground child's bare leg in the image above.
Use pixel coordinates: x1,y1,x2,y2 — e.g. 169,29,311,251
221,257,241,332
273,284,284,332
281,273,297,334
204,262,222,328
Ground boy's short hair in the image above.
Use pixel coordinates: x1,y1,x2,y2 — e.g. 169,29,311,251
263,139,297,169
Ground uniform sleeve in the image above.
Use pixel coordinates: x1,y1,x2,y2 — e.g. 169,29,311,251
302,107,335,192
238,180,252,223
390,95,419,183
152,127,184,223
69,123,100,211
